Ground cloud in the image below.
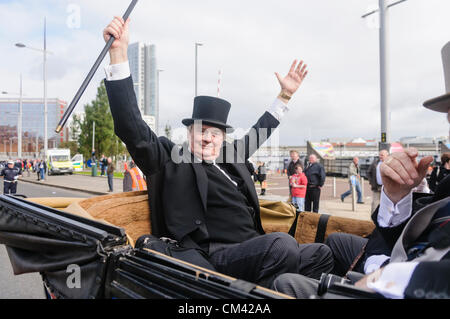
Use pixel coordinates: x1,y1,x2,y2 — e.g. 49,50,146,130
1,0,449,145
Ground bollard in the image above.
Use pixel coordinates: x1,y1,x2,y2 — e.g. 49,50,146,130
361,177,365,199
333,177,336,198
91,161,97,177
351,184,356,212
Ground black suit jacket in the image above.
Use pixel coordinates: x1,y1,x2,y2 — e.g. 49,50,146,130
405,259,450,299
365,175,450,258
367,159,381,191
105,76,280,247
364,175,450,298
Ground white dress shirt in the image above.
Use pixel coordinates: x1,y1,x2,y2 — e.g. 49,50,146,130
367,262,419,299
376,161,383,186
363,189,418,298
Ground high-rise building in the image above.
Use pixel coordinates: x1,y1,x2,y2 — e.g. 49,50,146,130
0,98,68,156
128,42,158,133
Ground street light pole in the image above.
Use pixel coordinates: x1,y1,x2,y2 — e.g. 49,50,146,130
362,0,408,150
195,43,203,97
92,121,95,153
43,17,48,158
379,0,389,147
15,17,51,159
18,74,23,159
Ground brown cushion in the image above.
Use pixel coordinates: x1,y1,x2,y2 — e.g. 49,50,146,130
27,194,375,248
77,191,151,246
259,199,297,234
294,212,375,244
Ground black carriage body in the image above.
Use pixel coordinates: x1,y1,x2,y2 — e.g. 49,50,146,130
0,195,285,299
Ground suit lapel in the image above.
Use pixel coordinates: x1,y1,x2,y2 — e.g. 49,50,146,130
391,196,450,263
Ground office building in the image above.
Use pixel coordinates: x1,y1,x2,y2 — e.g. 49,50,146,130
128,42,158,133
0,98,68,157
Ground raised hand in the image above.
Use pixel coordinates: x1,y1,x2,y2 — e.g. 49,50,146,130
275,60,308,98
380,148,433,204
103,16,130,64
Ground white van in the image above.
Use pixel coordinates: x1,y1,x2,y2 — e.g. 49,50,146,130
42,149,74,176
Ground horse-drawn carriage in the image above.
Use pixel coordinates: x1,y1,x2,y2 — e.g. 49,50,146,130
0,192,375,299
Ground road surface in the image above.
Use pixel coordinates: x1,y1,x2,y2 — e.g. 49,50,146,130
0,181,91,299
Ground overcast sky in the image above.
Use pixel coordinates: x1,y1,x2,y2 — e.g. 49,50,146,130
0,0,449,145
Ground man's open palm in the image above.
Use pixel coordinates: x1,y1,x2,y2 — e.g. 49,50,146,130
275,60,308,96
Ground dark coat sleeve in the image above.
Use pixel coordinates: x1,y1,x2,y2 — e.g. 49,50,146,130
104,76,174,176
364,207,410,257
319,165,326,187
404,259,450,299
367,161,378,190
232,111,279,161
429,167,438,192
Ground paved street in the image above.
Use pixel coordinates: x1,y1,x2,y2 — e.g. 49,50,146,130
256,174,374,221
17,173,123,195
0,177,96,198
0,181,92,299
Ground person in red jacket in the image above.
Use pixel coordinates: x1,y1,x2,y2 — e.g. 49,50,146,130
289,163,308,212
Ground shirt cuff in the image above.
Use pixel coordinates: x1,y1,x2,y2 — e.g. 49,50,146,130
367,262,419,299
104,61,131,81
268,98,289,122
364,254,390,274
377,187,413,228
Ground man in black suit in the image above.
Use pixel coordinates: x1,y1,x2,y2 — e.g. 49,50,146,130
367,149,389,213
102,17,333,288
304,154,326,212
272,41,450,299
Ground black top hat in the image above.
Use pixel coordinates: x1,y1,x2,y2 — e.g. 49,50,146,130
424,41,450,113
182,96,234,132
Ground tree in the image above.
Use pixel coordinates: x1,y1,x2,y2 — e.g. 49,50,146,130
59,140,78,157
74,81,126,160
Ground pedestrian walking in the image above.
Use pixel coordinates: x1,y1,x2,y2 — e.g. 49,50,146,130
340,157,364,204
39,159,46,181
304,154,326,213
107,157,115,192
289,163,307,212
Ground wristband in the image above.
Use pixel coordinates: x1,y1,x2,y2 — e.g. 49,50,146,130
279,91,292,101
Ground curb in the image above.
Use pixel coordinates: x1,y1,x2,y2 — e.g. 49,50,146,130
19,178,111,196
73,173,124,180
